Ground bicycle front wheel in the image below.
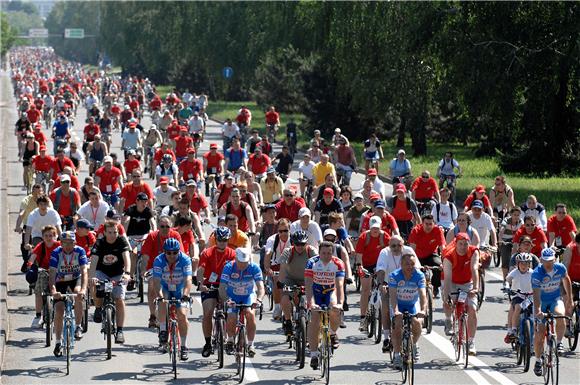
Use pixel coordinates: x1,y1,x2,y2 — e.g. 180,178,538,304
321,332,331,385
567,307,579,351
171,324,178,379
425,287,433,334
401,336,408,384
374,307,382,343
477,272,485,310
367,307,376,338
452,316,461,362
105,306,113,360
522,320,532,372
462,316,469,368
82,292,89,333
65,320,71,375
216,319,224,369
236,328,246,383
296,316,307,368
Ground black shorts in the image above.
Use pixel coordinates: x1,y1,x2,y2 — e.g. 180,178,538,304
55,278,81,295
511,296,524,308
201,287,219,302
363,264,376,275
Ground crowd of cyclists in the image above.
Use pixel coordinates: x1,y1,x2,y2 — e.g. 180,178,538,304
8,46,580,381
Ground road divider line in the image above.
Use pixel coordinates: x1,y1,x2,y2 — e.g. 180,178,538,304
486,270,504,281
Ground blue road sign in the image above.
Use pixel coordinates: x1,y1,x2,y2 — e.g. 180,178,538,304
223,67,233,79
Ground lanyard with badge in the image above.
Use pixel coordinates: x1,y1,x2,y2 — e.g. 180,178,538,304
167,259,177,291
62,251,76,281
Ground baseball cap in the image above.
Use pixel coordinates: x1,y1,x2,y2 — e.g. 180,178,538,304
540,248,556,261
472,200,484,209
60,174,71,183
159,176,169,184
374,199,386,209
106,209,121,219
262,204,276,212
236,248,252,263
334,128,341,133
370,216,382,229
210,143,218,149
324,229,337,238
60,231,76,242
369,192,381,202
76,219,93,230
520,235,534,244
367,168,378,176
187,148,196,154
266,166,276,174
397,149,406,155
323,188,334,197
298,207,311,218
475,184,486,193
103,156,113,163
455,232,470,242
39,145,46,151
353,193,364,201
395,183,407,193
136,192,149,201
186,179,196,187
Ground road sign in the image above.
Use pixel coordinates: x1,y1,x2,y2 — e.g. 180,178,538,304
222,67,233,79
28,28,48,38
65,28,84,39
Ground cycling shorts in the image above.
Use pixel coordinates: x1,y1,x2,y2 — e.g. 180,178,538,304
313,286,336,308
200,285,219,302
540,298,564,313
55,277,81,295
390,301,420,317
227,295,254,314
161,289,188,309
364,151,379,161
510,296,524,308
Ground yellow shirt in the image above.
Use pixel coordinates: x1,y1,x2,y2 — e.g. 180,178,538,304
312,162,335,186
208,230,250,249
260,177,284,204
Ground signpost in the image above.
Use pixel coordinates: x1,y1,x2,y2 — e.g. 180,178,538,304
64,28,85,39
28,28,48,38
222,67,233,79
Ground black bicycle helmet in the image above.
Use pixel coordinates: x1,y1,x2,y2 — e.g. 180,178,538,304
291,230,309,245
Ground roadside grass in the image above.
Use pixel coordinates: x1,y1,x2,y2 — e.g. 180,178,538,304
163,93,580,222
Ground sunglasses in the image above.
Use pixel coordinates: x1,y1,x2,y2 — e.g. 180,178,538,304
390,244,402,248
284,194,293,197
421,175,429,178
278,229,289,233
159,225,170,229
165,251,179,255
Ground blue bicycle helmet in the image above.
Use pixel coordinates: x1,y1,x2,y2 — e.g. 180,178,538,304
60,231,76,242
540,247,556,260
215,226,232,242
163,237,181,252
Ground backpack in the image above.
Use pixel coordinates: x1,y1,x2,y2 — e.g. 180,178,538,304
453,224,474,239
364,230,385,249
53,188,78,214
435,202,456,223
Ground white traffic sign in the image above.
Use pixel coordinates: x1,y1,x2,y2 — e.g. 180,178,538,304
65,28,84,39
28,28,48,38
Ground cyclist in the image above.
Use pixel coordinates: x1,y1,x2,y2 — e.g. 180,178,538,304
334,139,357,186
155,153,179,187
178,149,204,188
532,248,573,374
305,241,345,369
222,119,240,153
446,212,480,246
389,253,427,368
312,173,339,209
246,130,262,154
224,137,247,173
220,248,264,358
89,221,131,344
436,152,461,189
411,171,440,214
286,118,297,153
345,193,370,238
203,143,225,196
207,214,250,250
51,114,72,155
520,195,548,231
360,199,399,235
442,232,480,355
289,207,323,252
152,238,193,361
306,141,323,164
123,150,141,177
431,188,458,235
77,191,110,229
66,142,84,173
31,145,54,189
87,135,109,176
119,169,154,212
279,231,318,336
273,145,294,179
503,252,533,343
260,167,284,205
49,149,76,182
264,219,292,320
235,106,251,144
363,132,384,172
489,176,515,221
49,174,81,231
389,149,412,187
387,184,421,240
21,132,39,187
275,188,306,222
143,125,163,173
174,128,194,164
83,117,101,155
312,154,336,187
24,195,62,253
355,216,391,331
468,200,497,249
367,167,387,200
154,177,178,214
498,207,524,284
314,188,344,227
547,203,577,250
75,219,96,257
95,156,124,209
122,192,156,277
48,232,88,356
265,105,280,138
247,147,271,181
512,215,548,258
219,188,255,233
257,136,273,158
15,184,49,270
463,184,493,216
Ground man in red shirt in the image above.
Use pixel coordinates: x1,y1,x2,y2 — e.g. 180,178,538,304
184,180,210,219
154,142,176,166
408,214,446,296
75,219,96,257
50,167,80,192
49,149,75,182
32,145,54,176
83,117,100,153
166,121,181,142
119,169,154,212
275,188,305,222
33,124,47,147
512,215,548,257
149,95,162,111
94,156,124,209
360,199,399,236
355,216,391,331
49,174,81,230
547,203,577,248
196,226,236,357
411,171,440,203
248,147,271,178
265,105,280,126
179,149,203,186
203,143,224,195
123,150,141,176
219,188,255,233
174,128,194,161
464,184,493,216
26,104,41,124
141,215,183,327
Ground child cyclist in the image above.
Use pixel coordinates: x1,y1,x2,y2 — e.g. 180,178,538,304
504,252,534,343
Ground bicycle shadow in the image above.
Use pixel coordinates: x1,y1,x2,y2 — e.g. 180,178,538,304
6,337,46,349
343,334,379,346
252,358,303,371
489,360,526,374
0,365,66,379
417,358,464,371
332,360,397,374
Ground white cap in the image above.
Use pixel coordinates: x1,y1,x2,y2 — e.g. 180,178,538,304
353,193,364,200
236,248,252,263
103,156,113,163
323,229,337,238
334,128,341,133
370,216,382,229
397,149,406,155
60,174,71,182
298,207,311,218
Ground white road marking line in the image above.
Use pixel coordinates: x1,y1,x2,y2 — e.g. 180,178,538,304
424,331,518,385
486,270,504,281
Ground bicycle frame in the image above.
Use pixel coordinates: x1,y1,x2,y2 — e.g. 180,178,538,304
60,293,77,375
449,290,470,368
311,306,332,385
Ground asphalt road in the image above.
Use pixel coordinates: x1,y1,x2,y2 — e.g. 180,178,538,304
1,72,579,385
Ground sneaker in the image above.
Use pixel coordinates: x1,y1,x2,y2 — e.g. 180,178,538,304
53,342,63,357
148,315,157,328
283,320,293,336
343,302,349,312
180,347,189,361
468,340,477,356
382,338,391,353
359,317,367,332
225,341,234,355
504,332,515,344
126,279,136,291
444,319,453,336
74,326,83,340
533,359,543,377
339,315,347,329
330,334,340,350
31,316,42,329
556,342,564,355
202,343,212,357
93,308,103,323
392,353,402,369
247,345,256,358
413,345,420,362
115,330,125,344
310,355,319,370
20,262,28,273
158,330,168,345
272,306,282,321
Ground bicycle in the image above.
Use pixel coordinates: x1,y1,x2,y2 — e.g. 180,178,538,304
539,310,571,385
39,269,53,347
439,174,459,203
266,124,277,144
129,236,146,303
264,271,278,311
352,262,362,292
421,265,441,334
400,312,421,385
283,285,308,368
96,279,123,360
566,281,580,351
211,293,226,369
230,302,263,384
34,170,52,194
359,266,382,343
302,178,314,208
478,245,497,310
59,293,78,375
311,306,332,385
24,166,34,194
156,297,191,379
448,289,470,368
502,289,534,372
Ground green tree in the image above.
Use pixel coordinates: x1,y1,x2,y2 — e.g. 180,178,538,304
0,12,16,57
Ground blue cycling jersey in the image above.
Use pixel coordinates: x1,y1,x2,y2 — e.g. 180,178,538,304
388,268,426,312
53,121,68,137
152,252,192,293
220,261,262,304
49,245,88,283
531,263,567,304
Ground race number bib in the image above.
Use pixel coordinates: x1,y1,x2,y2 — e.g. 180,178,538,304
106,185,112,193
209,272,219,282
458,291,468,303
168,284,177,292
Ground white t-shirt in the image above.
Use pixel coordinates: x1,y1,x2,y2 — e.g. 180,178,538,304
222,123,239,139
376,246,419,282
77,200,109,228
154,185,177,207
506,268,533,296
122,130,141,149
438,158,460,176
371,179,386,199
188,117,204,133
298,161,315,180
469,212,495,247
26,208,62,238
290,220,323,251
431,201,458,229
265,233,291,265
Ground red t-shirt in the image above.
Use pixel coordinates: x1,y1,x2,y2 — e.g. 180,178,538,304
110,105,121,115
275,199,305,222
142,230,183,270
154,148,176,165
443,245,478,284
129,100,139,111
265,111,279,125
513,226,548,257
174,136,194,158
355,230,390,267
203,152,224,173
120,182,154,208
360,212,399,234
179,159,203,181
33,130,47,146
391,198,414,221
95,223,126,237
567,243,580,281
149,98,161,110
411,177,439,200
49,188,81,217
199,246,236,285
188,193,208,214
33,241,61,269
75,231,97,256
174,228,195,256
222,202,250,232
464,194,491,210
408,224,446,258
51,157,75,180
51,174,80,191
217,184,233,207
547,215,577,247
32,155,54,172
167,124,181,140
123,159,141,175
27,108,41,123
95,166,123,192
248,154,271,175
84,124,100,140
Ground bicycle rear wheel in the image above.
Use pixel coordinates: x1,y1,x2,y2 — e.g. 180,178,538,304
425,287,433,334
401,336,408,384
567,307,579,351
105,306,113,360
296,316,307,368
477,272,485,310
367,307,376,338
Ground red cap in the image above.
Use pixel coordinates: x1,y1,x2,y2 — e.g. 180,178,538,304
455,232,470,242
39,145,46,151
323,187,335,197
180,127,188,132
159,176,169,184
475,184,486,193
395,183,407,193
129,122,137,128
367,168,378,176
210,143,218,149
187,148,196,154
369,192,381,202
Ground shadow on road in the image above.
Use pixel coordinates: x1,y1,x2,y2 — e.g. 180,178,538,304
1,365,65,379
